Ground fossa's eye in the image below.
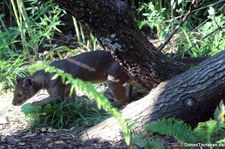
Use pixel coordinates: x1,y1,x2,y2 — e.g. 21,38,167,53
18,93,22,98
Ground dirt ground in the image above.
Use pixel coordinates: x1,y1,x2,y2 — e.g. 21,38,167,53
0,89,180,149
0,89,130,149
0,92,116,149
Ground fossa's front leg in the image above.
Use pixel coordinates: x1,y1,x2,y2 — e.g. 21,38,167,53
31,96,56,106
32,82,66,106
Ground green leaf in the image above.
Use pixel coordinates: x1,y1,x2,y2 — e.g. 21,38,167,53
178,0,182,5
21,103,41,113
124,132,131,145
51,74,59,80
208,7,215,16
194,120,217,143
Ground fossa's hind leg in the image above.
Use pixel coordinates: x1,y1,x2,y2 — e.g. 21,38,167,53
107,62,132,106
107,80,127,106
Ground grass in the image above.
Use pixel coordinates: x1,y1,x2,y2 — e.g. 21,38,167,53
21,96,110,132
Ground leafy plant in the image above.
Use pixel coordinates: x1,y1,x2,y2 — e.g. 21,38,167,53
9,0,65,58
194,120,225,144
0,14,20,59
0,56,27,89
133,100,225,148
137,1,225,58
145,118,196,143
214,101,225,123
72,16,99,51
137,2,167,39
0,0,66,90
172,5,225,57
190,7,225,57
21,98,109,131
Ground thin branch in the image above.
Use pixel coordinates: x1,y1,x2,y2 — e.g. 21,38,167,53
165,0,225,23
176,25,225,57
158,0,204,52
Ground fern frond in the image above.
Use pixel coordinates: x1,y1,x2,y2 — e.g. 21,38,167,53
194,120,217,143
144,118,196,143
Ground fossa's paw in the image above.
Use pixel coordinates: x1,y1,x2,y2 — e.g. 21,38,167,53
31,101,47,106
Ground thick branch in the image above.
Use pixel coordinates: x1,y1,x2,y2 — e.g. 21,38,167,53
80,49,225,145
53,0,187,89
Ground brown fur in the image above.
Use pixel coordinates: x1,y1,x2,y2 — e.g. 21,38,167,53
12,51,137,106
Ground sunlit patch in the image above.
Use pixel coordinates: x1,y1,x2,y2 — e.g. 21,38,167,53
107,75,120,82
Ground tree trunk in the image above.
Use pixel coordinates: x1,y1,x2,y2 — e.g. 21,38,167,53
53,0,187,89
80,49,225,145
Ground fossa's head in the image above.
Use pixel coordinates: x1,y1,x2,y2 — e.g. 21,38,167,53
12,75,37,106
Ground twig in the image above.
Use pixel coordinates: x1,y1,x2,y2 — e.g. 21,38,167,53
158,0,204,52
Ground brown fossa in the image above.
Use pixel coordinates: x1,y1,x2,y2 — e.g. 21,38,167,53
12,51,139,107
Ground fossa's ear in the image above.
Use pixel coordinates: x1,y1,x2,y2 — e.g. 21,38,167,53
23,77,33,87
16,75,23,83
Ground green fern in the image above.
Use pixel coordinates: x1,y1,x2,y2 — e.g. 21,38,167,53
134,101,225,148
144,118,196,143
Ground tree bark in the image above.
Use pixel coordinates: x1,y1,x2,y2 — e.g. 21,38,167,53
53,0,187,89
80,49,225,145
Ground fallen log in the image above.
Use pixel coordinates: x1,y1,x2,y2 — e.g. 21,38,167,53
80,49,225,145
